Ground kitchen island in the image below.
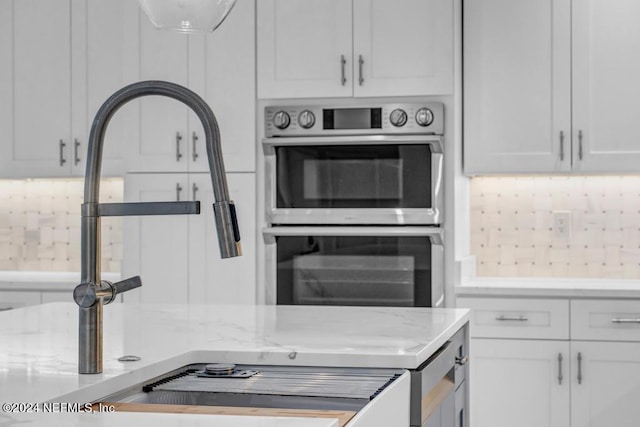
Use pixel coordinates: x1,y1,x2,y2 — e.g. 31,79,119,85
0,302,469,426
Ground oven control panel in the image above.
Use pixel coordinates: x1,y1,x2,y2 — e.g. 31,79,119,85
265,103,444,137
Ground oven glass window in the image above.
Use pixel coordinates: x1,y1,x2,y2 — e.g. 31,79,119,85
276,145,431,209
276,235,432,307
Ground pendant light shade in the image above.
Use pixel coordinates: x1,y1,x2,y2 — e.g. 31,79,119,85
137,0,237,33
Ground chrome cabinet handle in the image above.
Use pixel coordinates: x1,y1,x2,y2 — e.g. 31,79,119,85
611,318,640,324
74,138,81,166
495,315,528,321
557,353,563,385
578,130,584,160
59,139,67,166
176,182,182,201
358,55,364,86
340,55,347,86
192,183,199,201
559,131,565,161
577,352,583,384
176,132,183,162
192,132,199,162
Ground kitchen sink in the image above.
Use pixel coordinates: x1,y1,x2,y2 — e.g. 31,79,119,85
99,363,404,413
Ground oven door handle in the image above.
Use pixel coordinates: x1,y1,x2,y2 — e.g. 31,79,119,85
262,226,443,245
262,135,443,152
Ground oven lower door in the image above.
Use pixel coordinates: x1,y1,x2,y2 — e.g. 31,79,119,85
263,226,443,307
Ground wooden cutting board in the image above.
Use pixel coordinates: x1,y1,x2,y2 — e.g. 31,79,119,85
97,402,356,427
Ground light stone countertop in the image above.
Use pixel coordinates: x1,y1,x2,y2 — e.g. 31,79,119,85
0,302,468,426
3,412,339,427
456,277,640,299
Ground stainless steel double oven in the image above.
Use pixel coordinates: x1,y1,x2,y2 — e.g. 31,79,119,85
262,102,445,307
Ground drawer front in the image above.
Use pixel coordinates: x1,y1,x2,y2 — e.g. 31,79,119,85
0,291,41,310
457,297,569,340
572,299,640,341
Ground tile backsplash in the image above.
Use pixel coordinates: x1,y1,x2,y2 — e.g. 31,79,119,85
470,176,640,279
0,178,123,272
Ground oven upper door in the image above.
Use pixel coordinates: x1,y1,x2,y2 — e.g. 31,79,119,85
263,135,443,225
263,226,444,308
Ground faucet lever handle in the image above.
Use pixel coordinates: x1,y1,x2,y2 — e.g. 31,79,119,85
111,276,142,296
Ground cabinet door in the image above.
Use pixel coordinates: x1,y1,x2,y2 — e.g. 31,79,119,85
188,173,256,304
71,0,128,177
123,6,189,172
463,0,571,174
189,0,256,173
257,0,353,99
122,174,190,304
353,0,453,97
0,0,72,177
572,0,640,172
571,341,640,427
470,339,570,427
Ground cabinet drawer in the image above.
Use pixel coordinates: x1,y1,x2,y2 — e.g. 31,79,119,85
0,291,41,311
457,297,569,339
572,299,640,341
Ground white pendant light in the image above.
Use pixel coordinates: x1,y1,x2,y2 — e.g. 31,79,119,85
137,0,237,33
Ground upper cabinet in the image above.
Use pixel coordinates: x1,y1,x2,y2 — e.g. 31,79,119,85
571,0,640,173
257,0,453,99
122,0,255,173
0,0,254,178
464,0,640,175
463,0,570,174
0,0,126,178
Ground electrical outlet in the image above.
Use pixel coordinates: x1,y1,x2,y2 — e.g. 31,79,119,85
553,210,572,239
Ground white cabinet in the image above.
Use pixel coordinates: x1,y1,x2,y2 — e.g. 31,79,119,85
123,0,255,173
257,0,352,99
463,0,571,174
464,0,640,175
459,296,571,427
571,342,640,427
570,299,640,427
0,0,126,178
0,291,41,310
0,290,72,309
471,339,570,427
122,174,190,304
459,296,640,427
257,0,453,99
122,173,256,304
571,0,640,173
188,173,256,305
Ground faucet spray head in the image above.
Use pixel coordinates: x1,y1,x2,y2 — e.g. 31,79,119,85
213,200,242,258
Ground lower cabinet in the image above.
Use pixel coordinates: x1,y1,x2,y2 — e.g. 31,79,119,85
0,291,42,310
571,341,640,427
122,172,256,304
459,296,640,427
0,290,73,310
470,339,570,427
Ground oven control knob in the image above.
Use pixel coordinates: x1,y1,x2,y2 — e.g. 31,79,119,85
273,111,291,130
298,110,316,129
415,108,434,127
390,108,408,127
